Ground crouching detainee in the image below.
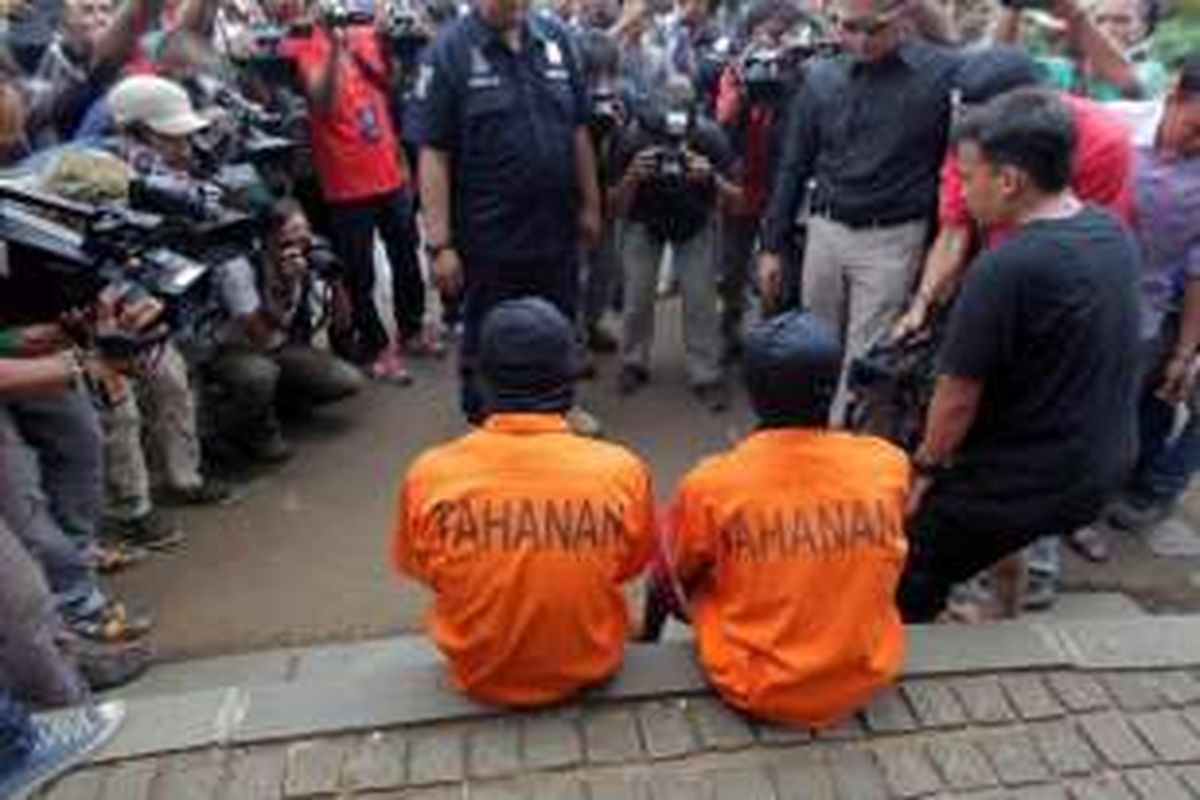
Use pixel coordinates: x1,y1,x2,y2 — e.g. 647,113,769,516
392,297,656,706
643,311,909,728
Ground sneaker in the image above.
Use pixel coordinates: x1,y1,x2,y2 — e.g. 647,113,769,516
158,479,239,507
692,379,730,413
586,324,619,354
565,406,603,438
617,365,649,396
103,511,183,552
1065,526,1110,563
1105,495,1172,533
0,702,125,800
368,345,414,386
76,640,153,692
1022,574,1060,612
65,601,152,645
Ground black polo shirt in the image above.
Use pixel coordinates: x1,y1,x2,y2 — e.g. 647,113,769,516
762,40,962,252
420,11,589,264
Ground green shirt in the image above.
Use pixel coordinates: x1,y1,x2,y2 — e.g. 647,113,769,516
1038,55,1170,100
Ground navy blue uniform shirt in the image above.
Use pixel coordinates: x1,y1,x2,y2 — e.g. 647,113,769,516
420,11,589,264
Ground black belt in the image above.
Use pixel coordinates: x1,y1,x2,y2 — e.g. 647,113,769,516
810,205,925,231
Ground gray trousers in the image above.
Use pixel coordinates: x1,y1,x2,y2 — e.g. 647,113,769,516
0,517,85,708
620,221,722,386
802,215,928,423
206,344,364,441
102,342,203,521
0,400,106,623
581,222,620,331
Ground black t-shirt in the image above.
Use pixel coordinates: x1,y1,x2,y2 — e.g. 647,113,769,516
613,116,734,243
939,207,1140,494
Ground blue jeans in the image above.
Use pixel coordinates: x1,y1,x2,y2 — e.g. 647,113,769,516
1130,321,1200,505
0,400,106,623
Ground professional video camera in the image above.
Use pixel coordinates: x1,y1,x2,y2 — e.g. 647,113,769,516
0,182,213,350
382,0,430,69
738,18,841,105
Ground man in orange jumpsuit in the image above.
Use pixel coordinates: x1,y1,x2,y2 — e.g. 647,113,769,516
393,297,655,706
644,311,910,727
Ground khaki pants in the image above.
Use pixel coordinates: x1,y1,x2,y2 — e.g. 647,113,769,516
801,215,928,424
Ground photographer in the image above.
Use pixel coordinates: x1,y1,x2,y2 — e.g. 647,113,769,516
281,4,435,382
714,0,810,356
610,74,741,411
205,198,364,460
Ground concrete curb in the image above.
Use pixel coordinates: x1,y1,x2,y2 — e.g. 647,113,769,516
78,616,1200,765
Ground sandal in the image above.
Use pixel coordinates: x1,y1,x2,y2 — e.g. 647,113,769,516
67,601,152,644
1066,526,1110,563
90,541,149,575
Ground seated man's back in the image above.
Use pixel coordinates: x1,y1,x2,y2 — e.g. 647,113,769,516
394,298,655,706
663,312,910,727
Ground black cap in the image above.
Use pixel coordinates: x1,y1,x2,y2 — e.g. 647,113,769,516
479,297,575,415
956,45,1041,105
743,311,842,427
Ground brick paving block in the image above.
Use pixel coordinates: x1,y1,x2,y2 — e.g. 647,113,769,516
756,720,812,745
975,729,1051,786
1124,767,1192,800
467,718,522,779
1174,764,1200,796
636,700,698,760
152,750,227,800
1129,709,1200,763
871,742,942,798
408,724,466,786
774,751,836,800
688,697,755,751
926,736,999,791
827,745,888,800
1000,674,1065,721
522,711,584,770
1047,672,1112,713
1158,672,1200,707
529,776,588,800
900,680,968,729
862,687,918,734
1031,720,1099,778
343,731,408,791
711,767,776,800
284,738,349,797
1068,773,1138,800
587,775,648,800
950,677,1017,725
42,769,104,800
1077,712,1156,768
1010,787,1070,800
647,772,714,800
1101,673,1165,712
98,759,156,800
812,713,864,741
582,707,642,765
470,780,532,800
221,746,287,800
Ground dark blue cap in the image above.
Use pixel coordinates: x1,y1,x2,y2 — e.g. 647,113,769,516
479,297,575,414
743,311,842,427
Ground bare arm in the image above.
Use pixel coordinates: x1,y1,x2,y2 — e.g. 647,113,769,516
175,0,219,37
916,374,984,467
419,147,454,248
907,0,958,45
574,127,603,245
992,6,1022,44
1158,277,1200,403
92,0,164,72
304,29,344,112
0,354,74,398
1057,0,1142,97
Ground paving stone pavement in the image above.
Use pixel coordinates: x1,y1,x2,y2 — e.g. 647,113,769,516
40,664,1200,799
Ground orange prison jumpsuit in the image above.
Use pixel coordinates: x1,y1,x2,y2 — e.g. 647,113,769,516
668,428,909,727
394,413,656,706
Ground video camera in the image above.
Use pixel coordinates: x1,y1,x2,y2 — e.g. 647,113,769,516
637,105,693,183
738,19,841,106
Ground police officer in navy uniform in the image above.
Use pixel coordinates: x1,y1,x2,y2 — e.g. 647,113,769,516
417,0,603,427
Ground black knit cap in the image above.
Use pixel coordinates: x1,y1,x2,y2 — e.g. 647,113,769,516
743,311,842,428
479,297,575,415
956,45,1041,105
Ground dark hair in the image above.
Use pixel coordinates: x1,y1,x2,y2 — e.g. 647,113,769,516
1180,52,1200,97
739,0,803,41
265,196,307,238
954,87,1075,193
578,28,620,80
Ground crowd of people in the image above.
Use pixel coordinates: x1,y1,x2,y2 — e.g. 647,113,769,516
0,0,1198,788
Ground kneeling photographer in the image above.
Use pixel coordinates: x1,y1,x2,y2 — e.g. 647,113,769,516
610,74,742,412
204,198,364,462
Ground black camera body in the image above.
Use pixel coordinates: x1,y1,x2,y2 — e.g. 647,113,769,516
383,0,430,66
321,0,375,28
639,108,693,184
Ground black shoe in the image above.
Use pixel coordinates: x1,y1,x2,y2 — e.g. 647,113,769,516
617,365,649,396
244,433,293,465
587,325,619,354
158,479,239,507
76,639,154,691
693,379,730,413
103,511,183,552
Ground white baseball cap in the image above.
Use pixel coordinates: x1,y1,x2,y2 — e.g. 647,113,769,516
107,75,210,137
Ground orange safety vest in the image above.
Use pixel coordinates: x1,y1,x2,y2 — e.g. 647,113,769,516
668,428,910,727
393,413,656,706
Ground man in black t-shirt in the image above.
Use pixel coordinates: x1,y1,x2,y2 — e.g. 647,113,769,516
897,88,1141,623
609,75,742,412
